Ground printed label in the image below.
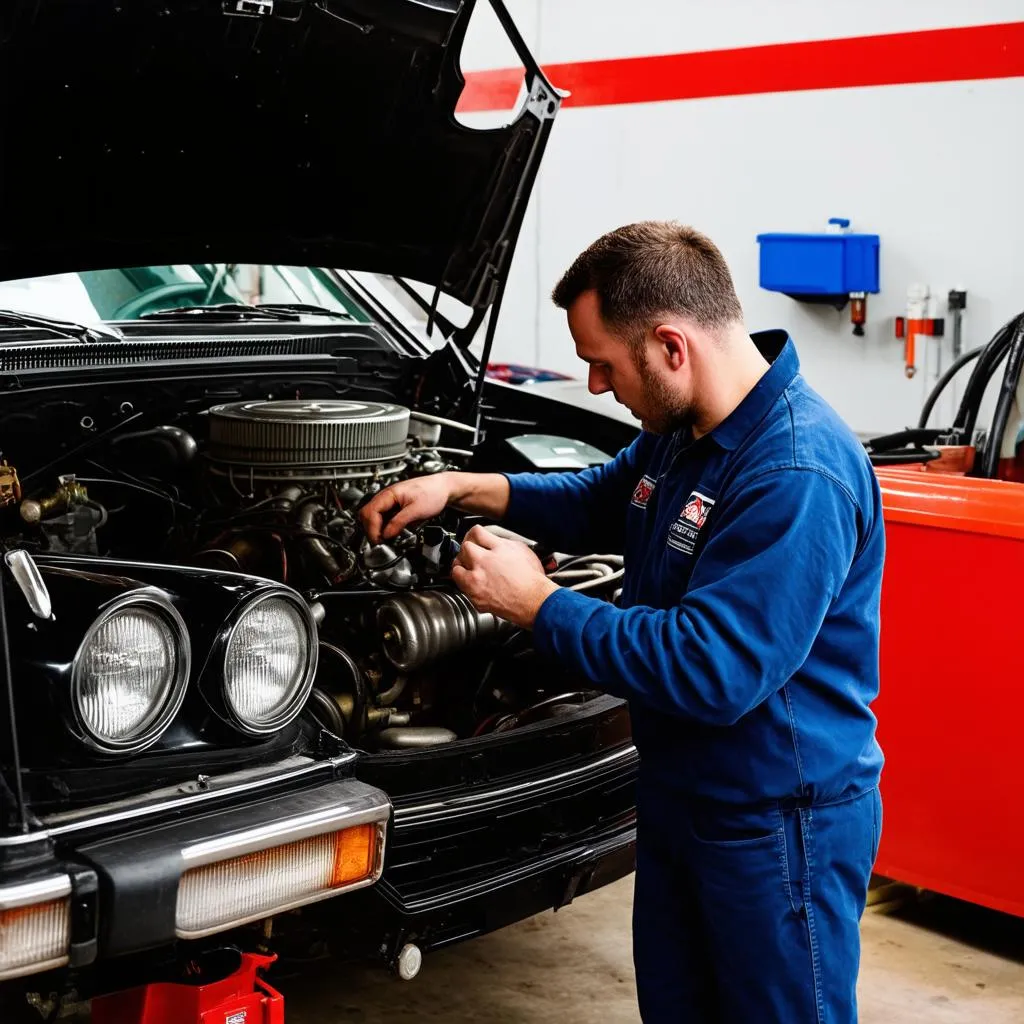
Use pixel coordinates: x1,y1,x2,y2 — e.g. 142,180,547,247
631,475,656,509
226,1012,248,1024
667,491,716,554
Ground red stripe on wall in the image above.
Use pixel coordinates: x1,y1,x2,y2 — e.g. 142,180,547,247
458,21,1024,113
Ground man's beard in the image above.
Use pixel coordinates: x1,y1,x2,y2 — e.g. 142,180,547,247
637,363,695,436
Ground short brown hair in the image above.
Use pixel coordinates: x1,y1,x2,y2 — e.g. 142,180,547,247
551,221,743,343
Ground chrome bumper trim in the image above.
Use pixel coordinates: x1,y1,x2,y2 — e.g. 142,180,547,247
180,784,389,869
0,874,71,911
0,752,357,848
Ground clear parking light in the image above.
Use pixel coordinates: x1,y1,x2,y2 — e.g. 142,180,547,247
0,876,72,981
176,822,383,939
223,594,316,734
73,592,190,753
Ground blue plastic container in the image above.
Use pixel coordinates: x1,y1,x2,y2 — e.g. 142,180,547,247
756,220,879,297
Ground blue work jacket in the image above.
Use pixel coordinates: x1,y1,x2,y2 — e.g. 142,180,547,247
504,331,885,807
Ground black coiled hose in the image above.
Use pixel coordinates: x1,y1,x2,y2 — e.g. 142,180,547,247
917,347,983,429
953,313,1024,442
979,317,1024,479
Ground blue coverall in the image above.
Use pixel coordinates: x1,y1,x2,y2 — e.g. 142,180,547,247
503,331,885,1023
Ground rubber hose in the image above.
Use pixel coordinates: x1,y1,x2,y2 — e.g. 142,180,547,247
917,347,983,429
980,317,1024,479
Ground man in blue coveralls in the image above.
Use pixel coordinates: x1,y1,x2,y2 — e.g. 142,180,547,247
361,222,885,1023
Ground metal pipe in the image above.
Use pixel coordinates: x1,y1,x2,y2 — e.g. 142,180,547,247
426,447,474,458
377,726,457,749
408,410,476,436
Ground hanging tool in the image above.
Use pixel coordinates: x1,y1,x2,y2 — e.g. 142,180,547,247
948,289,967,360
894,284,944,379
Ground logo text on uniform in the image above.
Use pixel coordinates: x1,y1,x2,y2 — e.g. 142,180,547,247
667,491,716,554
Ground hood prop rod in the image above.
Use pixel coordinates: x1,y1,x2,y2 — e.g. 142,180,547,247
487,0,544,84
472,274,510,446
0,556,28,833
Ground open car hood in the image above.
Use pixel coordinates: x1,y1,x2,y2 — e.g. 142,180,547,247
0,0,559,311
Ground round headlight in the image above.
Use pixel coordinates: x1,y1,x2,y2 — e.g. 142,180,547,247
223,594,316,734
72,594,190,753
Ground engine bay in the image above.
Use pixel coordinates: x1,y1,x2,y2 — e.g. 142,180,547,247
1,390,623,753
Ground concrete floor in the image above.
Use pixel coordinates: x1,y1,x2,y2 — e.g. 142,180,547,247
278,877,1024,1023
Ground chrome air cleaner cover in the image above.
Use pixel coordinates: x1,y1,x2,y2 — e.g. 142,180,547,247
206,400,411,483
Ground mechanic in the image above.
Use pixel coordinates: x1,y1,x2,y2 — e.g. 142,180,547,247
360,222,885,1024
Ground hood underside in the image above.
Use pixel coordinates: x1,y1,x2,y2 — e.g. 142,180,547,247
0,0,558,309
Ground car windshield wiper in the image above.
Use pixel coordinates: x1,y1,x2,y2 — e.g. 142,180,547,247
140,303,302,323
254,303,354,320
0,309,114,342
139,303,354,323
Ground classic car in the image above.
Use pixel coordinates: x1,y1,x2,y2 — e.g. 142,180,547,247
0,0,639,1015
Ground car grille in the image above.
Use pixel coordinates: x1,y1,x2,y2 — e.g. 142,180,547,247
378,745,638,911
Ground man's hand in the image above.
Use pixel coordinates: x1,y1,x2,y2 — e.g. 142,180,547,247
359,475,454,544
451,525,559,629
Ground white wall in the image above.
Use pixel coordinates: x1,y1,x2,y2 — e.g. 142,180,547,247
460,2,1024,435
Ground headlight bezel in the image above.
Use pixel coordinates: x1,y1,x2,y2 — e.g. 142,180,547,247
220,590,318,737
70,589,191,755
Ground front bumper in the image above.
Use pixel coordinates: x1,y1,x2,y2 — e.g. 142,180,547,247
309,740,639,964
0,756,389,981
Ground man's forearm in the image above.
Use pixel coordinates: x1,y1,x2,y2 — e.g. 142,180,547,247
445,472,511,520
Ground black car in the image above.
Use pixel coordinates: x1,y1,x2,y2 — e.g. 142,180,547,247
0,0,639,1014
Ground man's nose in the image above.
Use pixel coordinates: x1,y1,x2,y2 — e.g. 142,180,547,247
588,366,610,395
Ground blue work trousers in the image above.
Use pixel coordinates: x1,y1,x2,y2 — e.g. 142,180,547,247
632,781,882,1023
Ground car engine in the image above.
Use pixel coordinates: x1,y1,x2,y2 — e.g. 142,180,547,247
5,397,623,752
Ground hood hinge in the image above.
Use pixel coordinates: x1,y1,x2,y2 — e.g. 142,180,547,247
223,0,305,21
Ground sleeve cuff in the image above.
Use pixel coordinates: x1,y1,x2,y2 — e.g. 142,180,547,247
532,585,601,659
502,472,554,540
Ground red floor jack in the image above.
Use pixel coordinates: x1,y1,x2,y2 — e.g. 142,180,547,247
91,950,284,1024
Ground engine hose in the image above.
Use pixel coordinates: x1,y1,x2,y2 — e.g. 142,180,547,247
553,553,624,570
917,346,983,429
953,314,1022,440
980,317,1024,479
549,568,610,582
294,499,356,584
568,566,625,593
81,499,108,529
314,642,368,736
375,674,407,706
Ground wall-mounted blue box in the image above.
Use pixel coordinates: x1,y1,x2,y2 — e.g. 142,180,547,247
756,219,879,304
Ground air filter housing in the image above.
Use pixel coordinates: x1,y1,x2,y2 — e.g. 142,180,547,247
206,400,411,483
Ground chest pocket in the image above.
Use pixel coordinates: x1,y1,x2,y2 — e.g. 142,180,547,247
665,488,718,559
661,471,728,598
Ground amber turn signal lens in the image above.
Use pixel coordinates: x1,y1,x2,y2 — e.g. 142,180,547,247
332,823,376,886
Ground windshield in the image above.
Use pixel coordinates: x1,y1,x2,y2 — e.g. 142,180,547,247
0,264,370,323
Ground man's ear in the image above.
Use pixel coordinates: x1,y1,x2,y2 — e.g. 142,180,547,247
653,323,687,371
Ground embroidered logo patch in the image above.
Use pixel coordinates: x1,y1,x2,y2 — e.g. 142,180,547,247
681,492,711,529
667,490,716,554
631,474,656,509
